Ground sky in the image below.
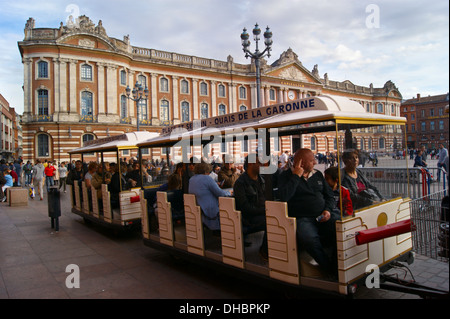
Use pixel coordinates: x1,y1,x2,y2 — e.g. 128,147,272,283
0,0,448,114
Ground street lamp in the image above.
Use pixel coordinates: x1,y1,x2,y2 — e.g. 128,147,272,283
240,23,273,108
125,81,149,131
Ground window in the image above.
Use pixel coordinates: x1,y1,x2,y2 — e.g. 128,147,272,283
180,79,189,94
360,138,365,150
160,100,169,122
221,141,227,153
160,77,169,92
421,110,425,117
181,101,190,122
38,61,48,78
218,104,226,115
37,134,49,157
120,70,127,85
218,84,226,97
421,122,426,131
430,108,434,116
411,124,415,132
81,64,92,81
200,103,209,119
82,134,95,145
239,86,246,99
200,82,208,95
391,104,395,114
239,105,247,111
366,103,371,113
411,114,415,120
38,89,49,116
439,108,444,116
379,137,385,149
138,99,147,121
138,75,146,87
270,89,276,101
311,136,316,151
430,121,435,131
377,103,383,113
439,120,444,130
81,91,93,115
120,95,127,119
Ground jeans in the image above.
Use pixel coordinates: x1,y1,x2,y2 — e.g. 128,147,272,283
295,213,339,274
25,173,32,186
45,176,54,192
437,163,446,182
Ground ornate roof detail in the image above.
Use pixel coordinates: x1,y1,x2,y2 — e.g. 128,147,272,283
60,15,107,38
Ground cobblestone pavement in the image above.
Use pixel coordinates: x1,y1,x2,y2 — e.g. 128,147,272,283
0,188,448,300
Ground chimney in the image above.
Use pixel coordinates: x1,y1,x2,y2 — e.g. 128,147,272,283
417,93,421,99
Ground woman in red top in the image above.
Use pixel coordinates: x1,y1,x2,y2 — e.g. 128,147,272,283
44,161,56,192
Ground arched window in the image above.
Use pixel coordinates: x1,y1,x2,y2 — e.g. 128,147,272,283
239,86,246,99
311,136,316,151
82,133,95,146
218,84,226,97
160,100,169,122
181,101,190,122
138,75,146,87
120,95,127,119
138,99,147,121
239,105,247,111
160,77,169,92
180,79,189,94
218,104,226,115
120,70,127,85
379,137,385,149
81,64,92,81
81,91,93,116
38,89,49,116
200,82,208,96
37,134,49,157
201,103,209,119
38,61,48,78
377,103,383,113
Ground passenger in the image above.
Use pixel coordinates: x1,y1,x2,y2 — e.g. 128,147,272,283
168,162,184,191
324,166,353,217
84,162,98,189
92,162,112,208
126,161,141,188
278,148,338,277
209,164,221,184
233,154,268,259
109,164,129,209
341,149,384,210
189,162,232,233
218,154,240,189
182,156,197,193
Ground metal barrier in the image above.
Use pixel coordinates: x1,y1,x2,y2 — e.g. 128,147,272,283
359,167,447,200
409,190,448,263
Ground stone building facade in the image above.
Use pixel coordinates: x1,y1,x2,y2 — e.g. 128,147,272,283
1,94,21,161
18,15,403,163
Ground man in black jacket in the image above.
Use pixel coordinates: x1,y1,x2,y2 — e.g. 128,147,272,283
278,148,338,277
233,154,268,259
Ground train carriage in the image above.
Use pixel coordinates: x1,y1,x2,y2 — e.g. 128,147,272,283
68,131,159,230
134,95,448,297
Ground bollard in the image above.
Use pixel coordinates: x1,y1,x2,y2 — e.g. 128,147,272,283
48,186,61,232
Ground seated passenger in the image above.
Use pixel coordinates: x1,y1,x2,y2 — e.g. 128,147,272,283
109,165,129,209
92,162,112,202
233,154,268,258
324,166,353,217
168,162,184,191
218,155,240,189
278,148,338,277
341,149,384,210
189,162,232,232
126,162,141,188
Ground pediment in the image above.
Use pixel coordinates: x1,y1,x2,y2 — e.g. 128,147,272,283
57,33,115,51
266,63,321,84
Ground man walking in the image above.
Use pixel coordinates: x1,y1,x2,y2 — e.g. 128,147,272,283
437,143,448,182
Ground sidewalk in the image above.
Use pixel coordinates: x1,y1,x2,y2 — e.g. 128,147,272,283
0,189,448,299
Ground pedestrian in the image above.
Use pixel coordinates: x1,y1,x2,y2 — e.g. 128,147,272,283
1,169,14,202
437,143,448,182
44,161,56,192
58,161,68,193
23,161,33,186
32,159,45,200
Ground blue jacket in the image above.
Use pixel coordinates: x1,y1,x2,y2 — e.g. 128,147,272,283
189,174,231,230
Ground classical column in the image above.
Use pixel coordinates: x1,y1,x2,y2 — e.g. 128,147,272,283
151,73,159,125
172,76,180,124
250,83,257,108
97,62,106,116
211,80,217,117
229,83,237,113
58,59,68,115
264,85,270,105
53,58,60,115
192,78,199,120
22,58,33,121
105,64,118,120
128,70,135,119
69,60,78,116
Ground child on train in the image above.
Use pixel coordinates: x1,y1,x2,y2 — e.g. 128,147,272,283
324,166,353,217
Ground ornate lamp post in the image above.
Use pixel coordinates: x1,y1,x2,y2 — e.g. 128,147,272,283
240,23,273,108
125,81,149,131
